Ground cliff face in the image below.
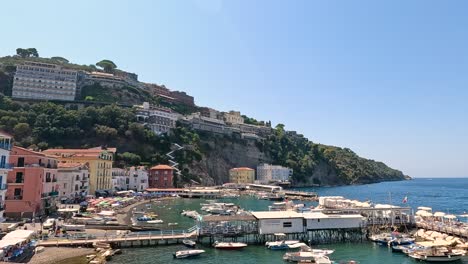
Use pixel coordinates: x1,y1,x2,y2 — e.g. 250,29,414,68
189,137,270,185
185,134,406,187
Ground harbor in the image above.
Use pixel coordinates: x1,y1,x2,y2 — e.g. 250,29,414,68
0,179,467,264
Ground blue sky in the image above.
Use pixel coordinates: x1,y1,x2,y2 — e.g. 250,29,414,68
1,0,467,177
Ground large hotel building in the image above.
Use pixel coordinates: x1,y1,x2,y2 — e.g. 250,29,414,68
12,61,78,101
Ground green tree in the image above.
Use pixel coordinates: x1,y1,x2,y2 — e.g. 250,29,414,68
50,56,69,63
13,123,31,140
96,60,117,73
27,48,39,57
117,152,142,166
16,48,30,58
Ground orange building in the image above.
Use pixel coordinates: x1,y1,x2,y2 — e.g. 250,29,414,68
148,165,174,188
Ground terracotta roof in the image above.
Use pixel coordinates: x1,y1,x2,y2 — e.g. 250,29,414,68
150,164,173,170
230,167,254,171
43,147,116,154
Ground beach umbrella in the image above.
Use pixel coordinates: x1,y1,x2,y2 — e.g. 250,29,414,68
418,206,432,211
433,212,446,217
416,210,427,216
444,214,457,219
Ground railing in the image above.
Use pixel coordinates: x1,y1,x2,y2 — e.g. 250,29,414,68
49,191,59,196
6,195,22,200
7,179,24,184
0,163,13,169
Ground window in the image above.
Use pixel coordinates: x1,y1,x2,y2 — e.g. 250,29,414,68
14,188,22,200
15,172,24,183
0,155,5,168
45,172,51,182
283,222,292,228
17,157,25,167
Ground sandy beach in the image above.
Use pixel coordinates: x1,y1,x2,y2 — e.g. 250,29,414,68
2,247,95,264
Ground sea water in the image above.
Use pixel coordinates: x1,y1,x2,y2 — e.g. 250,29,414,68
109,178,468,264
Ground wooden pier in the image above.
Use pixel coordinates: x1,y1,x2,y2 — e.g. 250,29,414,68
38,227,198,248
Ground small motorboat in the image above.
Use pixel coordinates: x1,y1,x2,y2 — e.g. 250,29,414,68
265,240,300,247
168,222,179,226
173,249,205,259
147,220,164,224
137,215,155,222
283,251,333,263
182,239,196,248
213,241,247,250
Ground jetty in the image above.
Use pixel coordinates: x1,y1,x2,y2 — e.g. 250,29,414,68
38,226,199,248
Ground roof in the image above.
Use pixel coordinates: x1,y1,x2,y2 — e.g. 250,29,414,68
146,188,184,192
43,147,116,154
150,164,173,170
302,212,364,220
251,211,303,219
202,214,256,222
230,167,254,171
57,162,86,169
0,130,13,138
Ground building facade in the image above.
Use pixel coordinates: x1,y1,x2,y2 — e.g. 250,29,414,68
148,165,173,188
229,167,255,184
256,164,293,183
111,168,129,191
43,147,116,195
223,111,244,125
135,102,181,134
12,61,78,101
0,132,13,222
5,147,59,218
57,163,89,201
128,166,148,191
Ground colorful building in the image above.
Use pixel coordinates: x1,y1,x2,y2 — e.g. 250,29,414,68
5,146,59,218
229,167,255,184
128,166,148,191
43,147,116,195
0,131,13,222
148,165,174,188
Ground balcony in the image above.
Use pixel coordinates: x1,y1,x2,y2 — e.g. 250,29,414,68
80,186,87,190
6,195,22,200
0,163,13,169
7,179,24,184
49,191,59,196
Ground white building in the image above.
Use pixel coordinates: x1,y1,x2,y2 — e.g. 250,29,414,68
111,168,129,191
0,132,12,222
251,210,364,235
57,163,90,200
251,211,305,235
256,164,293,183
128,166,148,192
12,61,78,101
135,102,181,134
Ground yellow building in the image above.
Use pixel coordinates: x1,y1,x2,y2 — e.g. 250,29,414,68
43,147,116,194
229,167,255,184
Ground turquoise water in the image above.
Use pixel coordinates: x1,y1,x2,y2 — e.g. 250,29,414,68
110,178,468,264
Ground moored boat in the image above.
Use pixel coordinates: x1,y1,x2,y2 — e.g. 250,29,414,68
147,220,164,224
213,241,247,250
283,251,333,263
182,239,196,248
173,249,205,259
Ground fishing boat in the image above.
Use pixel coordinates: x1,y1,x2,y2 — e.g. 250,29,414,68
173,249,205,259
182,239,196,248
407,244,464,262
137,216,155,222
213,241,247,250
388,237,414,246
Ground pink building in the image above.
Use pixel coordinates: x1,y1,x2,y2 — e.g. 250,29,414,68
5,146,59,219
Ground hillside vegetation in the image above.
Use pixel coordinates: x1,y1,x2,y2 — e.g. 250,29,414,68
0,95,406,186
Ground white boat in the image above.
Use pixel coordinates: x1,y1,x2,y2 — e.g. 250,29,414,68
213,241,247,250
265,240,300,247
182,239,196,248
408,246,464,262
173,249,205,259
168,222,178,226
283,251,333,263
147,220,164,224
